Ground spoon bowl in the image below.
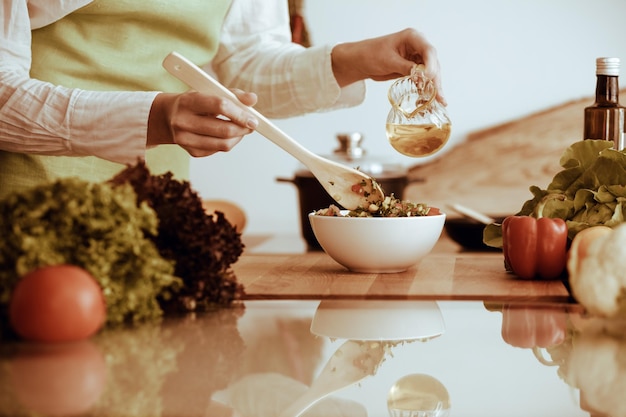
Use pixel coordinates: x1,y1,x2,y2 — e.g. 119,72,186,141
163,52,384,210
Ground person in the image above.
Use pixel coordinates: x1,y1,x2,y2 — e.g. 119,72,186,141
0,0,445,199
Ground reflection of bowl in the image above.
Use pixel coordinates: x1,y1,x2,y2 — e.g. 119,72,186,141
444,216,506,251
310,300,445,341
308,211,446,273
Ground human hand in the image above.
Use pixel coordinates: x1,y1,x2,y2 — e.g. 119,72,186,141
147,89,259,156
331,28,446,105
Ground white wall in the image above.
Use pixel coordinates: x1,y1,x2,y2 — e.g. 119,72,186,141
190,0,626,238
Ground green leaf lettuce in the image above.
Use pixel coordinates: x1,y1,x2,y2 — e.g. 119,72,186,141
484,140,626,248
0,177,180,327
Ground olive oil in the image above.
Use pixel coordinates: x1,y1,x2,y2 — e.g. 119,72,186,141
386,65,451,158
584,57,625,150
386,122,452,157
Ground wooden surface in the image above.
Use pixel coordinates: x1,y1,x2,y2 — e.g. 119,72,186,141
233,251,572,303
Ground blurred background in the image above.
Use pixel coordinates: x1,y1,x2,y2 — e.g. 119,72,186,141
190,0,626,239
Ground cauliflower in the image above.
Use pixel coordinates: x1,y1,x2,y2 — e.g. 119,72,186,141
568,223,626,317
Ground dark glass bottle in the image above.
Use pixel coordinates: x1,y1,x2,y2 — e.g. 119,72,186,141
583,57,625,150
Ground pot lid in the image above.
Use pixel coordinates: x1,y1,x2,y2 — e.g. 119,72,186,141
295,133,408,178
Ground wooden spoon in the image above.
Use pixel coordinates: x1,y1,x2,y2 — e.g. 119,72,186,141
162,52,385,210
277,340,383,417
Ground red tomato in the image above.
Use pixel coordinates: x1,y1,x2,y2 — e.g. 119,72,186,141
9,340,107,416
9,265,106,343
351,183,365,195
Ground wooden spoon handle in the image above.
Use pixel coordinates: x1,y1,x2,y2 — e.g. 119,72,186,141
162,52,317,165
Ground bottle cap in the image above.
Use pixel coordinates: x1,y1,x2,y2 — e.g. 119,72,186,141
596,57,620,76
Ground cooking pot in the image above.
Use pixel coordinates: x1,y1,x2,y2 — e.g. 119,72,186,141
277,133,422,250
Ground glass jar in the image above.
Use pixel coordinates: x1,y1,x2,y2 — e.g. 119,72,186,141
386,65,451,157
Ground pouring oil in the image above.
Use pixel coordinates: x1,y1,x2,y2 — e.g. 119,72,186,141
386,122,452,157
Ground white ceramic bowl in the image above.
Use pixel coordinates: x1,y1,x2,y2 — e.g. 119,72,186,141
308,211,446,273
310,300,445,341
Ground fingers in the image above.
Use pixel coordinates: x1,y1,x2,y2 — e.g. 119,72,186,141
181,91,259,129
167,91,259,157
232,89,258,107
331,28,447,105
179,134,245,158
400,29,446,106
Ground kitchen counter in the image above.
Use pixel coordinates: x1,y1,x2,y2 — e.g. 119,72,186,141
0,234,620,417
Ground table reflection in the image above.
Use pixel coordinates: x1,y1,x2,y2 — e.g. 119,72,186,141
310,300,445,342
4,340,107,416
0,300,624,416
218,300,448,417
543,313,626,417
0,306,246,417
486,302,626,417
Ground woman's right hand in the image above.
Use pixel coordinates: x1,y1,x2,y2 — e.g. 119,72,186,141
147,89,259,157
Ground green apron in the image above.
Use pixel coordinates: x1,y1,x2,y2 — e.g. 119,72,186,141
0,0,231,198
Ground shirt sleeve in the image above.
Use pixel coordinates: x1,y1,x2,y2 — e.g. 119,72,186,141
0,0,367,164
212,0,366,119
0,0,153,165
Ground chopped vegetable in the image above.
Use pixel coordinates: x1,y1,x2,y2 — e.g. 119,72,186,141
315,194,439,218
350,178,384,204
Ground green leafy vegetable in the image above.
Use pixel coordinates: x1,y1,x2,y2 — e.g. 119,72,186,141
0,178,180,327
0,161,246,335
484,140,626,248
109,162,245,313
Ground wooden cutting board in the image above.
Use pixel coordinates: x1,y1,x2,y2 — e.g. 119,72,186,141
233,252,572,302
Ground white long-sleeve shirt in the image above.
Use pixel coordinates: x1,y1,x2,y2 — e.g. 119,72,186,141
0,0,365,165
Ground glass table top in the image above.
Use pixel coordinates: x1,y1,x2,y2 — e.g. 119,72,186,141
1,298,618,417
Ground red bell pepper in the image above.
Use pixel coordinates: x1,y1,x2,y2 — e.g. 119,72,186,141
501,215,568,280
